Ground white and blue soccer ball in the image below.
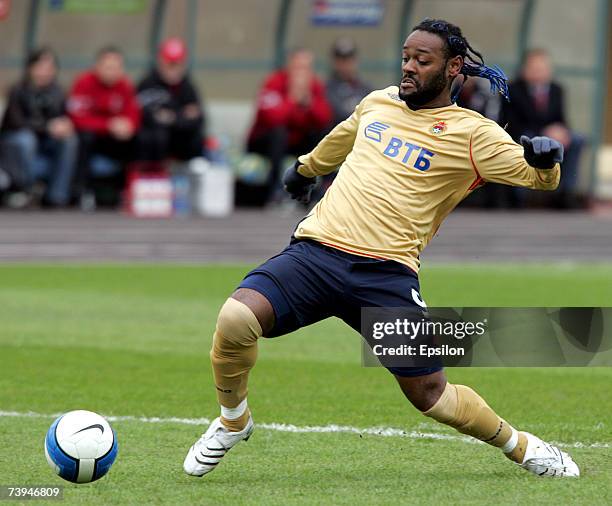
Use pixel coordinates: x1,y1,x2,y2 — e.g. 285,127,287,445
45,410,118,483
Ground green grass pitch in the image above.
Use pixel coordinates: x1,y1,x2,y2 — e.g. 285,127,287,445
0,264,611,505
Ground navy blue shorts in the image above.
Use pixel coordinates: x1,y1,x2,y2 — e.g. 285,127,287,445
238,238,442,377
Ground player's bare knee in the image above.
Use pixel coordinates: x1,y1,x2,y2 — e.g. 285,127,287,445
231,288,275,335
396,372,447,412
415,378,446,411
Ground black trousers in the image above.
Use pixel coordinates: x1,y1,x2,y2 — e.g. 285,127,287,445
247,126,326,204
136,125,202,162
75,131,134,195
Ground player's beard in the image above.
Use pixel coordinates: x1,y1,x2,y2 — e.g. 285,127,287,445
399,66,449,108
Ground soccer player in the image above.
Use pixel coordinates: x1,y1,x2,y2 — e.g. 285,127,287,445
184,19,578,478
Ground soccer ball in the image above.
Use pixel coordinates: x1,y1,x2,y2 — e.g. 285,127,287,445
44,410,118,483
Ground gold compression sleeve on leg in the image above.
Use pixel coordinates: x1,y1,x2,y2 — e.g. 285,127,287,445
210,298,262,429
423,383,520,452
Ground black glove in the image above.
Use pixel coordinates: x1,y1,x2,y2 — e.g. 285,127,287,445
520,135,564,170
282,161,316,204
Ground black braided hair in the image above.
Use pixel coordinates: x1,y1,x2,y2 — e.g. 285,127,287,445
411,18,509,102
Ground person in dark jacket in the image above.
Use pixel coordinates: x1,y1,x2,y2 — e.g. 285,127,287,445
500,49,584,208
0,47,77,207
136,38,204,162
311,38,372,203
326,37,372,126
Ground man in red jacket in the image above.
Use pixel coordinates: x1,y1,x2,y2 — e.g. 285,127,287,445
68,46,141,208
247,48,332,205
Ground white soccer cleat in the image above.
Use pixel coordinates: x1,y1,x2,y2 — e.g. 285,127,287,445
183,416,254,477
519,432,579,477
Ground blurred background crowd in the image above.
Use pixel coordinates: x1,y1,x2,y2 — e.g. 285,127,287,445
0,0,609,215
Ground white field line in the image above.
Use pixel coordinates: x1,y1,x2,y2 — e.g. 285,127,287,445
0,410,609,450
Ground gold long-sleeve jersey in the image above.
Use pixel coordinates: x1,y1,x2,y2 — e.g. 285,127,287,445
294,86,560,273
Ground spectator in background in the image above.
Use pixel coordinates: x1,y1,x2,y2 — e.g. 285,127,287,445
308,37,373,203
136,38,204,162
326,37,372,126
457,76,501,122
68,46,140,209
247,48,332,205
0,47,77,208
500,49,584,208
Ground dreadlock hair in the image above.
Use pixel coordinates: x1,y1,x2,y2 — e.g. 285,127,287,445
411,18,509,102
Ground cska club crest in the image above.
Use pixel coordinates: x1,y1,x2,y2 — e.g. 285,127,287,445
431,121,447,135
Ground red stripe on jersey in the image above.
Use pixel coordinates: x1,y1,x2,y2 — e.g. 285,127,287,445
468,134,482,180
468,176,485,191
468,134,485,191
